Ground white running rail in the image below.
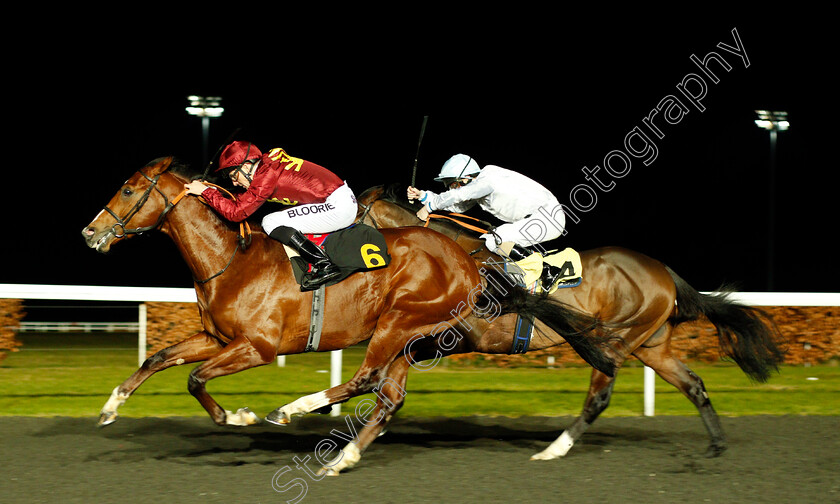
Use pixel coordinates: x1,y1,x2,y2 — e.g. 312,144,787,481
2,284,839,417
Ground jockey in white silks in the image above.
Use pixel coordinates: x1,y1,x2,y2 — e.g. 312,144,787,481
407,154,566,290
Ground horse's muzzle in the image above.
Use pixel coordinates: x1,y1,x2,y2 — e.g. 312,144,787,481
82,225,114,253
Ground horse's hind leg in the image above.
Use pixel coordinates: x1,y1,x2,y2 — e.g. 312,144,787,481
632,331,727,457
266,310,418,424
319,353,412,476
265,343,399,424
531,368,616,460
98,331,222,426
531,320,667,460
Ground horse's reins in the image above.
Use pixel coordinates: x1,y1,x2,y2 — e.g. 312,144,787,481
424,212,490,234
358,201,490,235
425,212,493,256
356,201,378,228
198,181,253,251
187,182,254,284
358,197,493,257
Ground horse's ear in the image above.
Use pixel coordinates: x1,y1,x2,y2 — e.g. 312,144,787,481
144,156,174,176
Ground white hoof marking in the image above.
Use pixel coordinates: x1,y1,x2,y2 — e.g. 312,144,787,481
101,387,129,416
322,442,361,476
281,391,329,418
225,408,260,426
531,431,574,460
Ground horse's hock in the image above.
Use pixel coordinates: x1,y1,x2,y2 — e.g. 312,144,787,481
142,302,839,366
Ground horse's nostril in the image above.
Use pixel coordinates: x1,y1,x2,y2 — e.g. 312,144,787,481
83,227,95,237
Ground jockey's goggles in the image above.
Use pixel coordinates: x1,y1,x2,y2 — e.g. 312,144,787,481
440,177,473,189
228,161,256,184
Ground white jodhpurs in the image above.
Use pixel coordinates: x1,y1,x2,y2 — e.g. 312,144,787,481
481,203,566,253
262,182,358,235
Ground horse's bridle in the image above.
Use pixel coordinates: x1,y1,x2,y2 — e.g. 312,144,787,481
102,170,187,239
101,167,251,283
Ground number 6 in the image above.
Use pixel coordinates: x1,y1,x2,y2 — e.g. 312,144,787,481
361,244,385,268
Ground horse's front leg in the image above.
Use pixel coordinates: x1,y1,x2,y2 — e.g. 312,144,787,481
187,335,275,426
99,331,222,426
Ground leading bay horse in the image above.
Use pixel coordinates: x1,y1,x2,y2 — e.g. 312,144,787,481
82,157,617,475
356,183,786,459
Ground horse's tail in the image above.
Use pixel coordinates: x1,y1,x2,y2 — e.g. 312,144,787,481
478,268,618,377
666,266,786,382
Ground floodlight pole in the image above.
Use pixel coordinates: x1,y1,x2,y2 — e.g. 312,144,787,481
754,110,788,291
767,128,777,291
200,116,211,168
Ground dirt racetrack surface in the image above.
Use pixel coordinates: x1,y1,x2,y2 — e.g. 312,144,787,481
4,414,838,504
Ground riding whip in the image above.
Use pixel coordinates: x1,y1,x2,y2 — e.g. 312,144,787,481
410,116,428,188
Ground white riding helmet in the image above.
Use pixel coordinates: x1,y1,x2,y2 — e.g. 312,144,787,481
434,154,481,183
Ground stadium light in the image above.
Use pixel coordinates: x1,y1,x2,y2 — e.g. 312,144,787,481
186,96,224,168
754,110,789,131
186,95,224,117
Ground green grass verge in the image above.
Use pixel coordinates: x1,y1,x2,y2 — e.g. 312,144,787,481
1,344,838,418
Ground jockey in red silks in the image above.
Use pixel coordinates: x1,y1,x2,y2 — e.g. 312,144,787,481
184,141,358,291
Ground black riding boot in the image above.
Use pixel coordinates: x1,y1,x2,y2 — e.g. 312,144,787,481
508,244,562,291
507,244,534,262
539,263,564,291
291,232,342,291
271,227,342,291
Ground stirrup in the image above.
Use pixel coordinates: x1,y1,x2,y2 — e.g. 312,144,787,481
300,264,341,291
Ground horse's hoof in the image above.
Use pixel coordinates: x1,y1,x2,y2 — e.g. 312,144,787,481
225,407,260,426
705,443,727,458
97,412,117,428
317,467,341,477
242,407,260,424
530,431,573,460
265,408,291,426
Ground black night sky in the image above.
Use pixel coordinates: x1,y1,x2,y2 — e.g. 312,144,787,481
4,16,835,296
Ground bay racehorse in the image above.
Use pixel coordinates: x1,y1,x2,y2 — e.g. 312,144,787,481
82,157,618,475
355,183,786,459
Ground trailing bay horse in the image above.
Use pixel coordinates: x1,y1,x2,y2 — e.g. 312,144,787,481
356,183,786,459
82,157,617,475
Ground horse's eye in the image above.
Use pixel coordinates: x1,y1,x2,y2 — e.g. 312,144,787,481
122,188,133,197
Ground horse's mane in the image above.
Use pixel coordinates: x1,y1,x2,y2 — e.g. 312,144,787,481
379,183,417,212
145,157,221,184
145,157,250,235
168,159,199,179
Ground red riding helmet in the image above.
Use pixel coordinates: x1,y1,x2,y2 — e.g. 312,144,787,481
217,141,262,172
